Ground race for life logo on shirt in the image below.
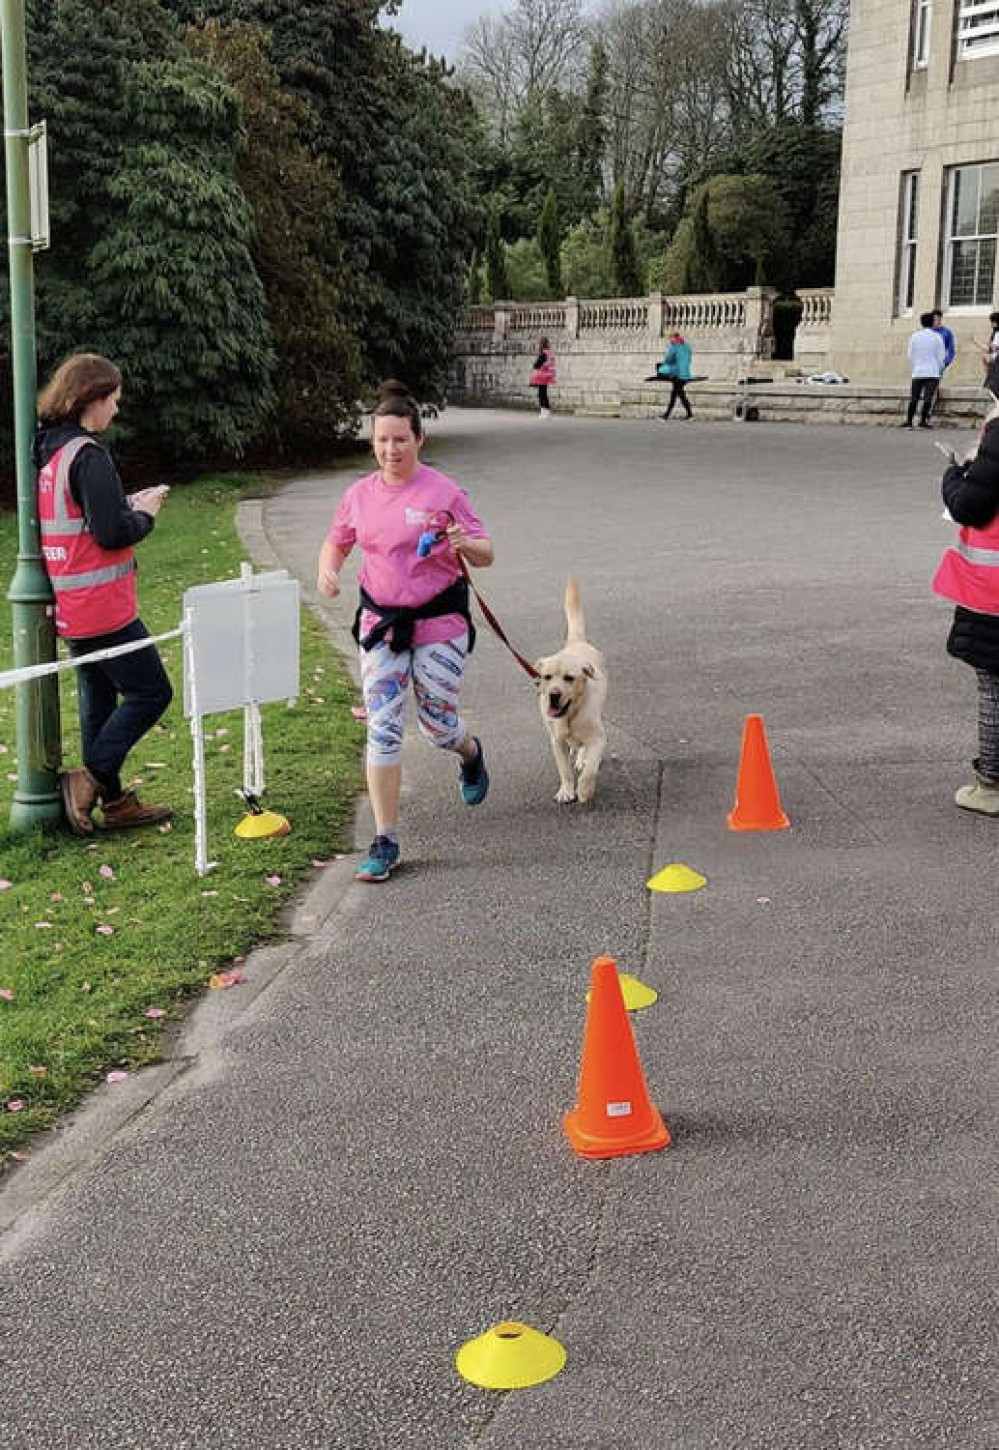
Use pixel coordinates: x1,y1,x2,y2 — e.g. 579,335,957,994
405,507,433,525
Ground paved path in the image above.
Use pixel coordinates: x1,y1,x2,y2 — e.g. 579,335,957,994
1,410,997,1449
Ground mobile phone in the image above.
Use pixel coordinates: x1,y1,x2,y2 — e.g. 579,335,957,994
934,441,958,464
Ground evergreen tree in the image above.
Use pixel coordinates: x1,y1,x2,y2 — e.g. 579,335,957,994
667,175,788,295
86,55,275,459
10,0,273,469
733,122,842,288
607,182,641,296
467,249,483,305
167,1,482,403
186,20,364,453
484,203,509,300
575,41,608,215
537,187,562,297
685,189,717,292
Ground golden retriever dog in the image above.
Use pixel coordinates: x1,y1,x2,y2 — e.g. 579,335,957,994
535,577,608,804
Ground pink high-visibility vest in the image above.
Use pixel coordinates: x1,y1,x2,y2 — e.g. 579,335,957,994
933,510,999,615
529,348,556,386
37,436,137,639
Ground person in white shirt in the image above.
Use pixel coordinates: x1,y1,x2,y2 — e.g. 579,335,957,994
903,311,947,428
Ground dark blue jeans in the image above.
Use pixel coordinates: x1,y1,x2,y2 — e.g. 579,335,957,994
67,618,173,800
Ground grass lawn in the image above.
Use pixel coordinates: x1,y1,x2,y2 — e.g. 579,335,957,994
0,471,365,1165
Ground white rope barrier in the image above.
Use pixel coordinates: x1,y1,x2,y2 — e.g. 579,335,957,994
0,625,185,691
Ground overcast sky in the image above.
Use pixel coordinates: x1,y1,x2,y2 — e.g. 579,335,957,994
387,0,509,61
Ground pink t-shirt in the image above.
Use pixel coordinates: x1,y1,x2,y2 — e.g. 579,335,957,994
326,464,489,647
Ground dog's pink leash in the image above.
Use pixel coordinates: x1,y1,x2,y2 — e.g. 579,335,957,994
457,557,540,681
418,515,540,680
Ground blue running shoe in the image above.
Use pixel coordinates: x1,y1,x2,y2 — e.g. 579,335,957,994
459,737,489,806
355,834,400,882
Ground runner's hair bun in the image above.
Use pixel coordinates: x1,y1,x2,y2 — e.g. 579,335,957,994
379,378,415,402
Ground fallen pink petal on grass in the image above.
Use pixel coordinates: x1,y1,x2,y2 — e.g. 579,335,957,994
9,1151,27,1161
209,970,245,990
0,880,12,891
0,988,14,1002
99,865,115,880
144,1007,166,1019
106,1070,128,1084
6,1100,24,1113
264,875,282,887
350,706,367,720
49,891,64,902
95,924,114,936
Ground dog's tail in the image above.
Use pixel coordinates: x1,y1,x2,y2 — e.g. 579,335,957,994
564,575,585,644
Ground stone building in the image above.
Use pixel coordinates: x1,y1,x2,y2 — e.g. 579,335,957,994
832,0,999,383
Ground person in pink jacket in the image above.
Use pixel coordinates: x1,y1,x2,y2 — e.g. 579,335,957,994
933,410,999,812
529,337,556,417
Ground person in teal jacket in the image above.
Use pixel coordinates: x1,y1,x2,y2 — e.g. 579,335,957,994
657,330,694,420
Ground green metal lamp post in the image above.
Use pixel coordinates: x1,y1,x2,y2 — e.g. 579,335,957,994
2,0,62,829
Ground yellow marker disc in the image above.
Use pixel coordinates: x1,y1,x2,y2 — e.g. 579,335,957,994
646,862,707,893
234,810,291,840
455,1321,567,1390
587,972,658,1011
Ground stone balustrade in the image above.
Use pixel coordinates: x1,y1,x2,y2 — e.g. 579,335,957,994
450,287,787,412
797,288,834,329
791,287,836,373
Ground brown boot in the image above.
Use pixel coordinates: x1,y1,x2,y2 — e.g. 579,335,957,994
97,791,173,831
59,767,100,837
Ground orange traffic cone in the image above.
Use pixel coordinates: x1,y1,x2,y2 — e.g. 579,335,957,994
727,713,790,832
564,955,671,1159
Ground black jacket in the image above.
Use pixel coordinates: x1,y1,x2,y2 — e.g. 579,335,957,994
942,418,999,671
33,420,154,551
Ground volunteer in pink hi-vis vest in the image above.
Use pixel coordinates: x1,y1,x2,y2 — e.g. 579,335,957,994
932,411,999,814
35,353,173,836
529,337,556,418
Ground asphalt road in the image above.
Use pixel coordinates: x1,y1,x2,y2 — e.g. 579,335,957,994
1,408,997,1449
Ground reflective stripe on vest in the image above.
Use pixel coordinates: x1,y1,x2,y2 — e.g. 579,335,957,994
44,436,93,534
955,539,999,566
48,559,136,592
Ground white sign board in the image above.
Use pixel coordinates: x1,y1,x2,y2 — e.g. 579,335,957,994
182,570,299,718
29,121,49,252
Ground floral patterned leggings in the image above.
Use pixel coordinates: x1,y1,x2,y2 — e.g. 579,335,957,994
360,634,469,767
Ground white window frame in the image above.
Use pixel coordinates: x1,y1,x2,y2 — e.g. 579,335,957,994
943,163,999,310
912,0,932,67
956,0,999,60
897,172,920,317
